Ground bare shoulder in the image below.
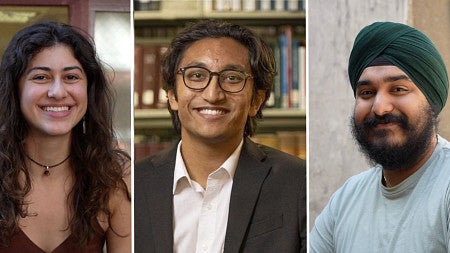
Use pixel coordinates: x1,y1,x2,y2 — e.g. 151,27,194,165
109,161,131,212
104,162,132,252
98,162,131,232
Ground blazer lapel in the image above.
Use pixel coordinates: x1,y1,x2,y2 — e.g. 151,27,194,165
145,144,177,252
224,138,271,253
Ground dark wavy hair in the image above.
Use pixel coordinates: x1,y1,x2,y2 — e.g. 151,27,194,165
0,21,130,247
161,19,277,136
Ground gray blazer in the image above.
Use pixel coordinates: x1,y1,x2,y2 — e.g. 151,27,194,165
134,137,306,253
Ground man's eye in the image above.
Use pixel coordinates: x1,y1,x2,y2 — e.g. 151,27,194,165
392,87,407,92
188,72,206,81
359,90,373,96
226,75,239,81
222,72,244,83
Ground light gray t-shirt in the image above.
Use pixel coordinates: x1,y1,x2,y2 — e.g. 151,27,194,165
310,136,450,253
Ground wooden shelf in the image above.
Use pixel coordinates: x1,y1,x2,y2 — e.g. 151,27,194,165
134,108,306,135
134,10,305,27
135,10,305,21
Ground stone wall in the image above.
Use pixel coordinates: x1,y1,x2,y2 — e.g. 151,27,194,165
309,0,408,228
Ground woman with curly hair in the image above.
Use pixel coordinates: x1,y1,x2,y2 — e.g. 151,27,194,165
0,21,131,252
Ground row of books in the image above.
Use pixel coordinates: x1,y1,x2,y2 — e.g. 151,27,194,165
251,131,306,159
268,25,306,109
134,44,168,109
204,0,305,12
135,23,305,40
134,26,305,110
134,0,161,11
135,26,185,40
134,0,304,12
135,134,177,161
248,25,306,109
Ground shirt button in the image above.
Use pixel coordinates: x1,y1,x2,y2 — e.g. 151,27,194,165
202,244,208,251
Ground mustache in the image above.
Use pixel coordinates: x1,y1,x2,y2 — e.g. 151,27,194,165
363,113,409,129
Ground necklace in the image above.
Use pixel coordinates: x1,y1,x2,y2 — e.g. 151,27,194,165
25,154,71,176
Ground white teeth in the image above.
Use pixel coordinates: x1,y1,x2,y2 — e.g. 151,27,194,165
43,106,69,112
199,109,225,115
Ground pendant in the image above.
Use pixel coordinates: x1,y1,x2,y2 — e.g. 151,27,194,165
44,166,50,176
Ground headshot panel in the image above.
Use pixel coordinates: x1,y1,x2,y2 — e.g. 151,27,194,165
133,2,307,252
0,1,132,252
309,0,450,252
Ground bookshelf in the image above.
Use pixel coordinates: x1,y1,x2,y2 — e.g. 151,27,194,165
135,109,306,134
135,10,304,21
134,0,306,159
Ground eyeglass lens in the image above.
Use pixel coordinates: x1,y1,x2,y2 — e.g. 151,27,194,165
182,67,247,92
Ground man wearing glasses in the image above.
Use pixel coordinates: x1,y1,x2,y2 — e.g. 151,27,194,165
135,19,306,253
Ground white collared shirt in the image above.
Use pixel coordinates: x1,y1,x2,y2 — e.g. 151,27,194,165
172,140,243,253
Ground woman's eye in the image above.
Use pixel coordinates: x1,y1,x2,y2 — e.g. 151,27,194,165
31,74,50,83
33,75,47,80
66,75,79,81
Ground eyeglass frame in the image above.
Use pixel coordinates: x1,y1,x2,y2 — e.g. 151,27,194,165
176,66,253,93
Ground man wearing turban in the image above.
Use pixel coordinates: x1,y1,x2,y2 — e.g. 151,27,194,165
310,22,450,252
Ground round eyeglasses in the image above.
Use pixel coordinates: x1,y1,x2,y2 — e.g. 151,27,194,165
177,66,253,93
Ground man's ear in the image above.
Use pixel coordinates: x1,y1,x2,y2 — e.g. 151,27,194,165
249,90,266,117
167,89,178,110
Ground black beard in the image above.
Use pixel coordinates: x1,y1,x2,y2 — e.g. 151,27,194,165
351,106,436,171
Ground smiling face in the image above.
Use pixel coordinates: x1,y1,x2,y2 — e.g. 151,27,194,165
19,44,88,138
167,37,264,146
352,65,437,170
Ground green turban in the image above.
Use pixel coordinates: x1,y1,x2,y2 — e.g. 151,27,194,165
348,21,449,114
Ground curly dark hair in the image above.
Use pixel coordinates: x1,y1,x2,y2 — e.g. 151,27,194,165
161,19,277,136
0,21,130,247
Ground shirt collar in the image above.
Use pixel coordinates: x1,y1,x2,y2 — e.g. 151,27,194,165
173,139,244,194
